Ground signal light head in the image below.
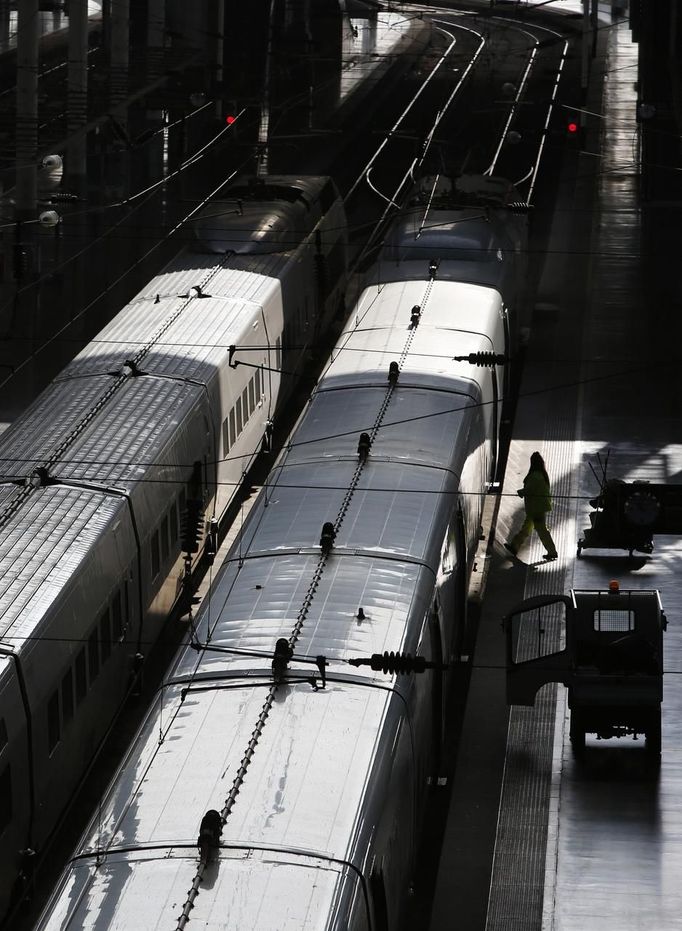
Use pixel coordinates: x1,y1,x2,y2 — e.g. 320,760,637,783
567,120,579,134
226,114,236,125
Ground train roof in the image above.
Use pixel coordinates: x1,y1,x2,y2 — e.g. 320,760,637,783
37,681,392,930
0,487,122,642
372,173,527,299
192,174,339,255
0,259,284,650
323,277,503,387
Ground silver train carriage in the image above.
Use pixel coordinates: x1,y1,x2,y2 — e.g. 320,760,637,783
32,251,507,931
0,175,347,917
376,172,529,368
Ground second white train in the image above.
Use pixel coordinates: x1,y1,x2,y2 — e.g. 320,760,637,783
31,174,524,931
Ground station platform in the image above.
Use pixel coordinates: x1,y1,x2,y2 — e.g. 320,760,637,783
429,14,682,931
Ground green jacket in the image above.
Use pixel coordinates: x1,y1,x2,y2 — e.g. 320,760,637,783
520,470,552,518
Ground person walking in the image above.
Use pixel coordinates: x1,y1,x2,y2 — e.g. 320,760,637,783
504,451,558,560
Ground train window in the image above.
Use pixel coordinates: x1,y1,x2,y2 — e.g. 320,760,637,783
100,609,112,664
112,590,123,642
88,629,100,683
236,397,243,435
222,416,229,454
61,668,74,727
151,529,160,579
229,409,236,448
248,377,255,412
255,367,262,402
47,691,60,755
160,515,170,563
0,764,11,835
242,386,249,421
75,648,87,704
0,719,7,754
275,336,281,371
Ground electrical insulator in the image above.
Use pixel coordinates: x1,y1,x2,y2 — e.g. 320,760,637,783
181,499,204,554
349,651,433,674
197,810,222,862
357,432,371,461
454,351,507,367
388,361,399,385
320,521,336,553
410,305,421,327
272,637,293,681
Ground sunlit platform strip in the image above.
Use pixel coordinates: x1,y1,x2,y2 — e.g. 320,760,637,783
482,14,678,931
543,16,682,931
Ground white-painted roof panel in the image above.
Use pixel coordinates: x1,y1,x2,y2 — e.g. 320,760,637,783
326,280,503,385
61,682,391,876
39,852,348,931
67,277,280,382
181,550,429,682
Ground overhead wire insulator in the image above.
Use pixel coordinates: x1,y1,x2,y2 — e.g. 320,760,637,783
357,432,371,461
272,637,293,682
453,352,508,367
410,305,421,328
388,361,400,385
320,521,336,554
197,809,222,863
348,651,443,674
429,258,439,278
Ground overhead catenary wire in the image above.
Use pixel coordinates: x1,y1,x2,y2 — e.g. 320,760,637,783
0,353,675,479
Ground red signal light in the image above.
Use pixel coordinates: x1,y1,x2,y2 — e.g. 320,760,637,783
226,114,236,126
567,120,579,134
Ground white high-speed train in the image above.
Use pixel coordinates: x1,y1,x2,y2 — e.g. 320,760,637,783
32,175,525,931
0,175,347,917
